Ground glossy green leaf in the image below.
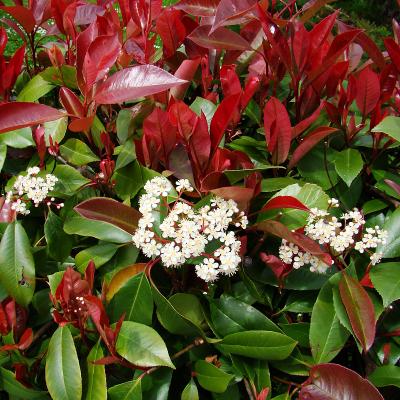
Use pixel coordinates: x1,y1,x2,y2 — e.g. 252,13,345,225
108,379,142,400
115,140,136,170
0,221,35,306
370,262,400,307
310,280,350,363
17,74,55,102
371,116,400,142
210,294,280,337
85,342,107,400
44,117,68,146
181,379,199,400
0,144,6,172
217,331,296,360
53,164,91,194
116,321,174,368
60,139,100,166
334,148,364,187
369,365,400,388
194,360,233,393
0,127,35,148
46,326,82,400
109,272,153,325
44,210,73,262
76,243,118,272
41,66,78,89
376,207,400,258
64,212,132,243
169,293,205,328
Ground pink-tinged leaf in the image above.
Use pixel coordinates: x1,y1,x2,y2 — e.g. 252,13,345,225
0,27,7,54
256,220,332,265
292,103,324,139
385,179,400,196
288,126,338,169
174,0,219,16
0,6,36,33
256,388,270,400
156,9,186,58
385,38,400,74
210,186,254,210
0,102,64,134
188,25,251,51
94,65,187,104
260,253,292,285
74,197,141,235
261,196,309,212
83,34,121,90
263,97,291,165
210,94,241,154
68,116,95,133
17,327,33,350
59,87,85,118
170,58,201,100
0,197,16,223
212,0,257,31
74,4,105,25
356,66,380,117
339,272,376,351
31,0,51,25
299,363,383,400
292,21,309,75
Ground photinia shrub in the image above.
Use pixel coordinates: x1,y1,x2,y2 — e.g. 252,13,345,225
0,0,400,398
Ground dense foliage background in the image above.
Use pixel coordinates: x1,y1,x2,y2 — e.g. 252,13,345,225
1,0,400,399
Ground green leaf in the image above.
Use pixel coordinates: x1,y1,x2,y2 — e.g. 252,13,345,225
64,211,132,243
40,66,78,89
85,342,107,400
370,262,400,307
368,365,400,388
44,117,68,146
0,367,48,399
115,140,136,170
190,97,217,126
53,165,91,194
334,148,364,187
116,321,174,368
181,379,199,400
76,243,118,272
217,331,296,360
309,279,350,363
109,380,142,400
279,323,310,348
44,210,73,261
194,360,233,393
113,161,144,200
0,144,6,172
371,116,400,142
0,127,34,148
210,294,280,337
261,177,298,192
117,109,135,143
17,74,55,102
60,139,100,166
0,222,35,306
376,207,400,258
46,326,82,400
363,199,388,215
109,272,153,325
169,293,205,328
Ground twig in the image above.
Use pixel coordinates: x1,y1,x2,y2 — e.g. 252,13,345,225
138,337,205,380
31,320,55,346
244,378,257,400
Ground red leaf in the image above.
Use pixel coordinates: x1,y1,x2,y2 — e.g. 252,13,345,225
299,0,336,23
17,327,33,350
308,9,337,52
257,388,270,400
300,363,383,400
210,186,254,210
261,196,309,212
212,0,257,31
59,87,85,118
0,27,7,54
256,220,332,265
356,66,380,117
339,272,376,351
385,38,400,74
263,97,291,165
0,102,64,134
74,197,141,235
174,0,219,16
94,65,187,104
292,103,324,139
83,34,121,91
220,64,242,97
260,253,292,285
210,94,241,154
188,25,250,51
0,6,36,33
288,126,338,169
156,9,186,58
170,58,201,100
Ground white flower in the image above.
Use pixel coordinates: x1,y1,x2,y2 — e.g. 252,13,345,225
195,258,219,282
370,252,383,266
176,179,193,192
144,176,172,197
328,198,339,207
161,242,185,267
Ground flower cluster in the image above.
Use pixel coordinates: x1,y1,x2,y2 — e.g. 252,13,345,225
278,201,387,272
132,177,248,282
5,167,61,215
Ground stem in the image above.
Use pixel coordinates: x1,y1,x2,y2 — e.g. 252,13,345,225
243,378,256,400
137,337,205,380
31,320,55,346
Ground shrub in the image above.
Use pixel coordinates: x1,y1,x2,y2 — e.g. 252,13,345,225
0,0,400,399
